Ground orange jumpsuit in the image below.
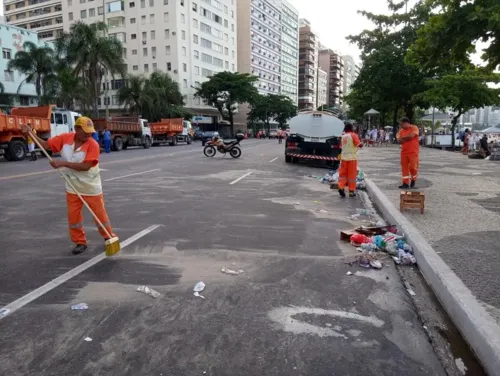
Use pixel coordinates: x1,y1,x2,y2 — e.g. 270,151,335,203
338,132,361,192
397,125,419,185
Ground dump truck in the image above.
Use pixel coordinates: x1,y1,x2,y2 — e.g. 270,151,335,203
0,106,81,161
149,118,193,146
285,110,344,169
92,116,152,151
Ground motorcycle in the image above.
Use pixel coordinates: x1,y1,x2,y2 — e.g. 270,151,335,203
203,134,244,158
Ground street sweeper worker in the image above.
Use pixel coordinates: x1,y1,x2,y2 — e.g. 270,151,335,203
22,117,116,255
397,117,419,189
338,122,363,198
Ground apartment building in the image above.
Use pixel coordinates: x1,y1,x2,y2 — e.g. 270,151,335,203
4,0,64,41
341,55,358,99
280,0,299,105
298,18,319,110
316,67,327,108
319,48,344,108
59,0,238,115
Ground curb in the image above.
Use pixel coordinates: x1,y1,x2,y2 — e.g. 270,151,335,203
365,178,500,375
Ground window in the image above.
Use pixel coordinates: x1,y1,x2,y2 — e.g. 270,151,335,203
224,47,228,55
142,31,147,39
224,19,228,28
183,63,187,72
183,79,187,88
181,30,186,40
112,95,120,105
131,33,137,39
181,13,185,23
4,70,13,81
224,33,228,41
143,47,148,56
231,23,234,32
167,62,172,71
165,29,170,38
149,0,154,5
144,64,149,72
68,12,73,21
202,68,212,77
194,81,200,87
213,57,223,67
107,0,123,12
89,8,95,16
231,37,234,45
130,17,136,23
153,63,157,70
152,46,156,56
80,9,87,18
193,18,198,28
201,53,212,63
150,14,154,23
98,6,103,14
214,14,221,24
151,30,155,39
133,65,138,71
225,61,228,69
163,0,168,3
141,15,146,24
231,10,234,18
164,12,169,21
140,0,145,7
224,4,227,13
194,50,199,59
192,2,197,11
68,0,72,5
132,49,137,55
193,34,198,43
232,50,234,57
180,0,184,5
194,66,200,75
232,63,235,71
80,0,85,3
129,1,135,6
104,97,111,106
182,46,186,56
165,45,171,54
200,38,211,48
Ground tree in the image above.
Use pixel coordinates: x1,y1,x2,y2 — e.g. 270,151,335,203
408,0,500,72
57,21,125,118
44,67,92,110
273,95,297,129
195,71,258,134
422,72,500,147
7,41,54,104
117,75,148,115
248,94,297,131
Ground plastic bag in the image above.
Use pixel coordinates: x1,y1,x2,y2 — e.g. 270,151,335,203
350,233,371,244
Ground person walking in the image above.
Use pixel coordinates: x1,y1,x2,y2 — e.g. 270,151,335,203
462,129,471,154
26,125,38,161
21,117,117,255
338,122,363,198
397,117,420,189
103,127,112,153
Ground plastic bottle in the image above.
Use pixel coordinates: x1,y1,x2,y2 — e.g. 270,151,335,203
385,241,399,256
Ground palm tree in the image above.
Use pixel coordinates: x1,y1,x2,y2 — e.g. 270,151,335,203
117,74,148,114
142,71,184,121
57,21,125,118
7,41,54,104
44,67,92,110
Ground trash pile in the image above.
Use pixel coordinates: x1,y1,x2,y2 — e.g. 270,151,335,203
320,169,367,190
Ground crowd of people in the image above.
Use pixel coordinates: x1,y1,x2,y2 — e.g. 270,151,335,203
360,127,393,147
460,129,494,158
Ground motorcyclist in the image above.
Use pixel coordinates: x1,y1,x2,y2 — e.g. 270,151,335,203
212,132,227,151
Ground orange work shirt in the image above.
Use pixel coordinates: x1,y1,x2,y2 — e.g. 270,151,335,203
397,125,419,155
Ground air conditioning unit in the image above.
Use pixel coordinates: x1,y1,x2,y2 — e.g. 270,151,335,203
142,40,147,44
172,31,176,35
173,69,178,73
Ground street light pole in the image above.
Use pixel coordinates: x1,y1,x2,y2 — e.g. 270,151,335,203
431,106,435,147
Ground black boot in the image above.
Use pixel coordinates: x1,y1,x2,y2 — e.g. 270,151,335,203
399,183,410,189
410,180,416,189
349,191,356,198
338,188,346,198
72,244,88,255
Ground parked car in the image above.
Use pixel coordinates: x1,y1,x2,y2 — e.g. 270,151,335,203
202,131,216,146
194,130,204,141
268,130,278,139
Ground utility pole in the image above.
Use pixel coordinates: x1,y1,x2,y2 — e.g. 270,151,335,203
103,0,110,119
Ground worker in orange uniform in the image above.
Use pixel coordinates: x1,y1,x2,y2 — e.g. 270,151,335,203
397,117,420,189
338,122,363,198
22,117,116,255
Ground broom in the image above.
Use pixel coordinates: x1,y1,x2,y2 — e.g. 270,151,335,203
26,127,121,256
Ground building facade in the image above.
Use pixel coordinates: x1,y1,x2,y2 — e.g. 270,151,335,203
341,55,357,98
280,0,298,105
4,0,63,41
319,48,344,108
298,18,319,110
0,23,50,107
316,67,327,108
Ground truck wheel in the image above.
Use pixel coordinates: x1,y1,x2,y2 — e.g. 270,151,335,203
3,151,12,161
8,140,27,161
143,136,151,149
285,155,291,163
169,136,177,146
114,137,124,151
186,136,192,145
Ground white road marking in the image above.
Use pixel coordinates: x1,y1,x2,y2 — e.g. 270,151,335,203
0,224,161,320
229,171,253,185
269,157,278,162
105,169,160,181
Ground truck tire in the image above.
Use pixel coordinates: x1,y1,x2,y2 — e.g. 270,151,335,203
143,136,151,149
186,136,192,145
3,151,12,161
169,136,177,146
114,137,124,151
285,155,291,163
8,140,27,161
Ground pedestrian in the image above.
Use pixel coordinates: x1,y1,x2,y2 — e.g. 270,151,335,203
480,134,491,157
21,117,116,255
103,127,111,153
462,129,470,155
397,117,419,189
92,131,99,144
470,132,478,151
338,122,363,198
384,129,390,145
369,127,378,147
278,129,283,144
26,124,38,161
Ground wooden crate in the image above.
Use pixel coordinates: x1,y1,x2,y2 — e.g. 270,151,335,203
400,191,425,214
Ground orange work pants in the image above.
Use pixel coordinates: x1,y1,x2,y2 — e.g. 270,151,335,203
338,160,358,192
66,192,116,245
401,153,419,184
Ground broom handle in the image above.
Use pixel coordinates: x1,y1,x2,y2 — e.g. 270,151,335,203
27,127,113,239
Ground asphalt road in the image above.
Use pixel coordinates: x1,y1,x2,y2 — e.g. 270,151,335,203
0,140,445,376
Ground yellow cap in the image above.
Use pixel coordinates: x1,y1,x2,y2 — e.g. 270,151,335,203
75,117,96,133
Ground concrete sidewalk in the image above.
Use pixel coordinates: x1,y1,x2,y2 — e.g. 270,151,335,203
359,145,500,374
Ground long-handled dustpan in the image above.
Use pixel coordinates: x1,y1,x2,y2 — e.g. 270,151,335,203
27,128,120,256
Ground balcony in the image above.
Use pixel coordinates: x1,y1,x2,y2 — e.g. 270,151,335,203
299,53,315,63
299,67,315,77
108,16,125,29
299,83,315,92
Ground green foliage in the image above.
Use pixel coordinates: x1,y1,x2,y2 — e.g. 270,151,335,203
195,71,258,132
44,67,92,110
7,41,55,104
248,94,297,130
56,21,125,117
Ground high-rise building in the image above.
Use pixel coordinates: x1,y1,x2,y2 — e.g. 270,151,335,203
280,0,299,105
316,67,327,108
341,55,358,98
4,0,64,41
319,48,344,108
298,18,319,110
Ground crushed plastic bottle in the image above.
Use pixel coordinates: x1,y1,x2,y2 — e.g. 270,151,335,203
385,241,399,256
71,303,88,310
193,281,206,299
136,285,161,298
360,243,377,252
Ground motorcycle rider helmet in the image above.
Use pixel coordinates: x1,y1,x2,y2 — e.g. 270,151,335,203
213,132,220,139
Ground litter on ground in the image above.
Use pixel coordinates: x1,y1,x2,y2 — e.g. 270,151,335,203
136,285,161,298
221,267,244,275
194,281,206,299
71,303,88,310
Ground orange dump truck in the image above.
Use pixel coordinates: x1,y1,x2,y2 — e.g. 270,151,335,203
0,106,81,161
149,118,193,146
92,116,152,151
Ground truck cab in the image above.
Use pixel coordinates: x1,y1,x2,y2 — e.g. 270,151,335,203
140,118,152,139
50,109,82,136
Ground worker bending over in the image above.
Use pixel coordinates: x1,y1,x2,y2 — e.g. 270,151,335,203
22,117,116,255
397,117,420,189
338,122,363,198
